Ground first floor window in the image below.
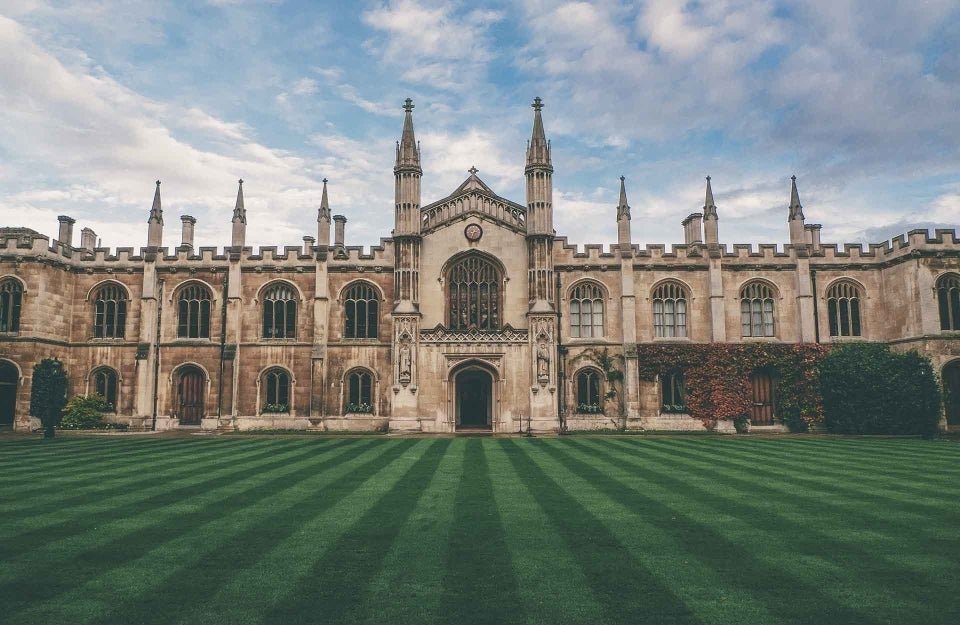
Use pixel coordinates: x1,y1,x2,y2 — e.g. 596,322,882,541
575,369,602,413
262,369,290,413
346,370,373,413
344,282,379,339
827,280,862,337
0,279,22,333
177,284,212,338
92,367,118,411
740,282,775,337
263,283,297,339
938,273,960,331
93,283,127,339
570,282,604,338
661,371,686,413
653,281,688,338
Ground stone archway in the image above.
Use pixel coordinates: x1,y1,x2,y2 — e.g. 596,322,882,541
0,360,18,428
454,365,495,430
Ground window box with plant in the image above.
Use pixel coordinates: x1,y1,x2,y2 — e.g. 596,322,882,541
346,402,373,414
261,403,289,414
576,403,603,414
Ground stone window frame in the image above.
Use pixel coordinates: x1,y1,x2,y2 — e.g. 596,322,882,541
739,280,778,338
0,276,25,334
445,252,503,332
937,272,960,332
568,280,607,339
340,280,382,340
90,281,130,340
174,281,214,340
259,281,299,340
259,366,293,414
344,367,376,415
574,367,603,413
652,279,690,339
825,278,864,338
660,370,687,414
89,366,120,413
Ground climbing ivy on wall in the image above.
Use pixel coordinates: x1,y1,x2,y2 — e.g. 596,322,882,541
635,343,830,431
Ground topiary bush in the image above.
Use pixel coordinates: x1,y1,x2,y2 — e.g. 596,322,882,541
820,343,940,436
29,358,69,438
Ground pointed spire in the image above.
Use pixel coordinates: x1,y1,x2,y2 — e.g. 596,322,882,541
617,175,630,220
526,96,551,168
395,97,420,170
318,178,331,221
149,180,163,224
788,175,804,221
232,179,246,224
703,175,717,218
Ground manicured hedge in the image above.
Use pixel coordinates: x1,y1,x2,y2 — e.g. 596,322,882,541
820,343,940,436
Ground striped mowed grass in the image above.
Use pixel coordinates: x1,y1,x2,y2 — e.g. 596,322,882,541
0,436,958,625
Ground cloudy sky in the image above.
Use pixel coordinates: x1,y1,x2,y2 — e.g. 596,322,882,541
1,0,958,251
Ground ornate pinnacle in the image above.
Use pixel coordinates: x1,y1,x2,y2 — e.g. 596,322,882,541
532,96,543,111
403,98,414,112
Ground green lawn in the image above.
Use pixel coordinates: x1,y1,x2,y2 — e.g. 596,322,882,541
0,436,958,625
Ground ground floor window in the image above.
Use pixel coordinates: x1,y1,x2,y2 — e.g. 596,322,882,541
92,367,118,412
262,369,290,413
346,370,373,413
660,371,686,413
575,369,602,413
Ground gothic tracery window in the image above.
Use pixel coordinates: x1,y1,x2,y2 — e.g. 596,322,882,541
262,368,290,413
0,279,22,333
177,283,212,339
448,255,500,331
93,283,127,339
653,281,688,338
346,369,373,413
575,369,602,413
344,282,379,339
937,273,960,331
660,371,687,413
570,282,604,338
740,281,775,337
827,280,863,337
92,367,118,411
262,282,297,339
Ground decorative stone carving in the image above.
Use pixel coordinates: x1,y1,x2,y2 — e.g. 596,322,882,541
394,316,418,387
421,324,527,344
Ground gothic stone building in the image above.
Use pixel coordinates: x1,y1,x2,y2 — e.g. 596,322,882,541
2,99,960,433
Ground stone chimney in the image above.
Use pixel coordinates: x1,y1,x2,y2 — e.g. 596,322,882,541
303,235,315,255
57,215,75,248
333,214,346,248
805,224,822,253
682,213,703,245
180,215,196,250
80,227,97,252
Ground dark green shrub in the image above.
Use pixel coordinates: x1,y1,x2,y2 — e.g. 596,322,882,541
820,343,940,436
29,358,69,438
59,394,127,430
733,414,750,433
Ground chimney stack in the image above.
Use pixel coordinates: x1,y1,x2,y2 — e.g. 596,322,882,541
80,227,97,252
333,214,346,247
180,215,196,250
57,215,75,248
682,213,703,245
303,235,315,255
805,224,822,253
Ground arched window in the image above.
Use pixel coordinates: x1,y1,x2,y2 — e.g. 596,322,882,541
0,279,23,333
93,283,127,339
262,283,297,339
661,371,686,413
827,280,863,337
344,282,379,339
575,369,602,413
937,274,960,331
177,284,212,339
570,282,604,338
346,369,373,413
262,368,290,413
740,282,775,337
653,281,688,338
91,367,118,412
448,255,500,331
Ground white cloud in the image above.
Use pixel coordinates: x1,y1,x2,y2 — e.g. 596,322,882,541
292,77,319,95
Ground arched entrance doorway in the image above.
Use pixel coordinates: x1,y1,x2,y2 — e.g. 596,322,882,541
176,366,206,426
0,360,18,428
749,369,776,425
455,367,493,430
942,361,960,426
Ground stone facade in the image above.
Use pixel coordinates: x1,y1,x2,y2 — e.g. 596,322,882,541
2,99,960,433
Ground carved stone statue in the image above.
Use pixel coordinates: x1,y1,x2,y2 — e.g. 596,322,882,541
536,341,550,381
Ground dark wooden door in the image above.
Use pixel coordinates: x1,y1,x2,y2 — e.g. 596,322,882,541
943,362,960,426
0,361,17,427
749,371,775,425
457,370,491,429
177,369,205,425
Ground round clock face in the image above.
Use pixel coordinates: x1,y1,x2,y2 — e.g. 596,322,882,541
464,224,483,241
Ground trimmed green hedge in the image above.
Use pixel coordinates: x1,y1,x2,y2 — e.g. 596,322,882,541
820,343,940,436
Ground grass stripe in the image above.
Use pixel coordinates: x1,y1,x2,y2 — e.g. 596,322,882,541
440,439,526,625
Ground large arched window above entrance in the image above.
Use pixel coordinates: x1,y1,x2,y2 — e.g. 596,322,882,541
569,281,604,338
653,281,688,338
93,283,128,339
261,368,291,413
575,368,602,413
343,282,379,339
740,281,776,337
177,283,212,339
91,367,118,412
937,273,960,331
448,255,500,331
345,369,374,414
826,280,863,337
0,278,23,333
262,282,297,339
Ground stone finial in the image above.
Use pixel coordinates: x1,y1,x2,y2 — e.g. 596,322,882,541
232,179,246,224
703,176,717,218
789,175,804,221
526,96,551,168
147,180,163,247
616,175,630,221
149,180,163,224
396,98,420,170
